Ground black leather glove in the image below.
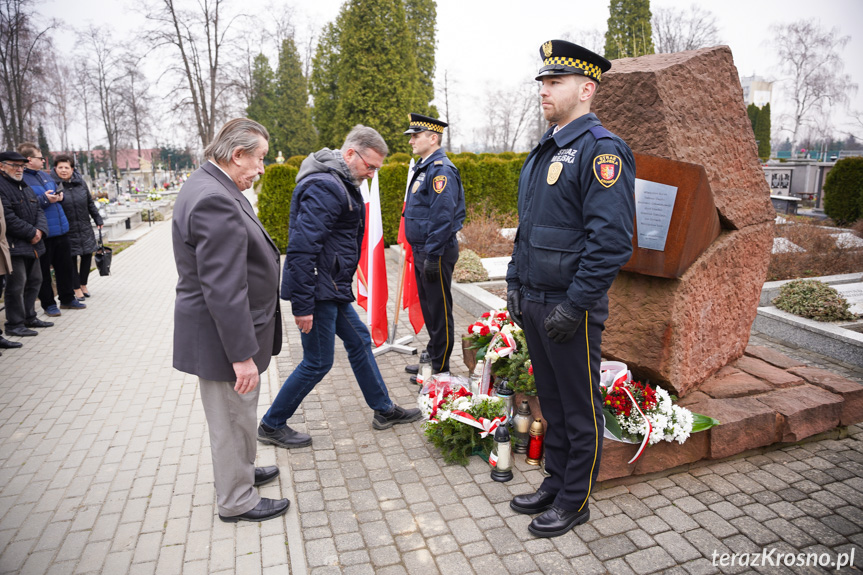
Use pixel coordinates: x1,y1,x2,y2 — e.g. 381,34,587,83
423,257,440,283
544,301,583,343
507,290,524,329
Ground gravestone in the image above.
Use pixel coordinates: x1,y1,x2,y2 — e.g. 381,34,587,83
592,46,776,396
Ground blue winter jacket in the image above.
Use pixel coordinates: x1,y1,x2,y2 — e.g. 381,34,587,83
23,168,69,237
280,149,364,317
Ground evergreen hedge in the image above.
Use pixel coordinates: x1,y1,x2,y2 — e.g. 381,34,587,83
258,153,526,253
823,157,863,225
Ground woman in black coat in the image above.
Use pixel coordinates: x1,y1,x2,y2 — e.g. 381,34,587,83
52,154,103,299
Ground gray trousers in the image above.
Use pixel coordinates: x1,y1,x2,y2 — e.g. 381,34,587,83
4,255,42,330
198,377,262,516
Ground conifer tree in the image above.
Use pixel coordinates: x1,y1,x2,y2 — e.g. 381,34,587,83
755,103,771,159
274,37,317,158
746,103,759,135
310,20,343,150
336,0,419,154
37,125,52,164
404,0,438,117
247,53,277,158
604,0,655,60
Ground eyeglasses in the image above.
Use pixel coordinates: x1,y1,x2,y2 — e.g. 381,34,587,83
29,156,45,161
1,162,25,170
355,150,381,173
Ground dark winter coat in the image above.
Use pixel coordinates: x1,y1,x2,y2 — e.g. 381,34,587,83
280,149,364,317
0,172,47,258
52,170,103,256
24,168,69,237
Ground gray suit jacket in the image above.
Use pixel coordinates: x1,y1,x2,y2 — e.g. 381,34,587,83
172,162,282,381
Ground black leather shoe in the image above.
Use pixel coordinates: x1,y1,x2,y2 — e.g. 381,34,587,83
219,497,290,523
257,424,312,449
5,327,37,337
254,466,280,486
25,318,54,328
372,404,423,430
409,375,419,385
528,506,590,538
510,488,557,514
405,364,419,374
0,336,23,349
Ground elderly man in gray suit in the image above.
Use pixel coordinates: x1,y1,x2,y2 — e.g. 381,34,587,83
172,118,288,523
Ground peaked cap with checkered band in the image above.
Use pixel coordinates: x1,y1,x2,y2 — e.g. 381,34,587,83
535,40,611,82
403,113,447,135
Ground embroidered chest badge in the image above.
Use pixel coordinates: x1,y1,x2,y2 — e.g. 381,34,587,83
432,175,447,193
547,162,563,185
412,181,420,194
593,154,621,188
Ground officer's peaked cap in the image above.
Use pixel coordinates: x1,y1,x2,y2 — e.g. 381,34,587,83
535,40,611,82
404,113,447,135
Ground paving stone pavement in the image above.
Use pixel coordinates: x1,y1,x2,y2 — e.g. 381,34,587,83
1,213,862,575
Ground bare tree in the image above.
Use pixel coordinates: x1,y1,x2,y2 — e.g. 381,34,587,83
121,52,154,160
437,69,457,151
652,5,721,54
773,20,857,154
481,81,537,153
71,64,95,167
562,28,605,55
84,26,127,177
49,64,74,152
0,0,53,148
145,0,239,149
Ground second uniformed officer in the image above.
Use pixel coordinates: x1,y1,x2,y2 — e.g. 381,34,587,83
403,114,465,380
506,41,636,537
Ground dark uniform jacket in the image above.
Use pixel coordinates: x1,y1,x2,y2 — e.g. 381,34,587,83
404,148,465,256
0,172,47,258
52,170,103,256
280,149,364,317
506,113,635,312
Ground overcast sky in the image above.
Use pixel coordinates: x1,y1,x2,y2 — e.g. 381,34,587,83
42,0,863,151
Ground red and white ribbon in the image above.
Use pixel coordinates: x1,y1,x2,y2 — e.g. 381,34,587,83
599,361,652,465
449,410,507,438
491,332,516,358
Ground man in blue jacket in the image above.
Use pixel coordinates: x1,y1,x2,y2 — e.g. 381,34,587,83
258,125,422,449
18,143,83,316
402,114,465,382
0,151,51,337
506,40,635,538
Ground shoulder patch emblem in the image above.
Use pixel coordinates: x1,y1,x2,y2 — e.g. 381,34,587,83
593,154,621,188
434,160,443,165
411,181,420,194
433,175,447,193
547,162,563,185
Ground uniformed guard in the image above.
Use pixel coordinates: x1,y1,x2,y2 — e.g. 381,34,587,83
402,113,466,382
506,40,636,538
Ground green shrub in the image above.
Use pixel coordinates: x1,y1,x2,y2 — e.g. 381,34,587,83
140,209,164,222
286,155,305,168
772,279,857,322
453,249,489,283
258,152,526,251
258,164,299,252
823,157,863,225
386,152,411,164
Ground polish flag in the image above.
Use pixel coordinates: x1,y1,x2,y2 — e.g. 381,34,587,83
357,173,389,347
399,159,424,333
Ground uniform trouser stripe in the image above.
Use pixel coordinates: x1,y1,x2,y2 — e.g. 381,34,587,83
437,254,450,371
579,310,598,513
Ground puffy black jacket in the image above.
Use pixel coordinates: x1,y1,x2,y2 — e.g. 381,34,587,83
0,172,47,258
52,170,103,256
280,149,363,317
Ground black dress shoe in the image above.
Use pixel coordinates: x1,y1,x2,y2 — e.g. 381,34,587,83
0,336,23,349
5,326,37,337
257,424,312,449
409,374,419,385
510,488,557,514
254,465,280,486
528,506,590,538
25,318,54,328
219,497,290,523
405,364,419,374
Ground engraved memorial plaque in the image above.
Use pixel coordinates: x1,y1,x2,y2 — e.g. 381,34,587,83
634,178,678,251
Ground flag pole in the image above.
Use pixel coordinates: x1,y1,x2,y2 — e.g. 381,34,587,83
371,161,417,357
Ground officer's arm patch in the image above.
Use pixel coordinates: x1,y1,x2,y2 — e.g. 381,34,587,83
432,175,447,193
593,154,621,188
434,160,443,165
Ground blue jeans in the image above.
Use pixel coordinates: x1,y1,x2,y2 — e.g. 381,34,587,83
262,300,393,428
